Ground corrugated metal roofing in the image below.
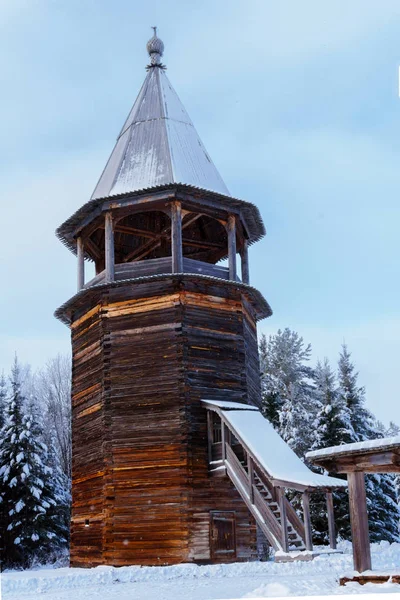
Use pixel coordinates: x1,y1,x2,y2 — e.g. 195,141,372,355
91,66,230,200
56,183,266,255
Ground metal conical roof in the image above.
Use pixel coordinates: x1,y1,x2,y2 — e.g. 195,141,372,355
91,33,230,200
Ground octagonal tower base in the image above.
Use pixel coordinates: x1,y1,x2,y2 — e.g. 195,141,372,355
63,274,267,567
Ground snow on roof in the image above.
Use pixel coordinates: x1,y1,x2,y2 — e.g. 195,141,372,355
202,399,259,411
91,67,230,200
202,401,347,490
306,435,400,461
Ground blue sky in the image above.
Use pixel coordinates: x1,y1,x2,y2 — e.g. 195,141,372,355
0,1,399,425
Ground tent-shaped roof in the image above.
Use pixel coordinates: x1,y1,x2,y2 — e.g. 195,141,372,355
91,32,230,200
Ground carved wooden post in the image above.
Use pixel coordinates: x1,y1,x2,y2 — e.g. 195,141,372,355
326,491,337,550
77,236,85,291
171,201,183,273
348,472,371,572
277,487,289,552
227,214,237,281
241,239,250,284
302,491,313,551
105,212,115,283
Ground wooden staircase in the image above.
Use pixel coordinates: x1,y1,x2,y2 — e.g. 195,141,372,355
204,400,341,560
220,439,307,553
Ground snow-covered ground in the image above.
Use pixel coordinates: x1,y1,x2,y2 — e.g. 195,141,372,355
2,542,400,600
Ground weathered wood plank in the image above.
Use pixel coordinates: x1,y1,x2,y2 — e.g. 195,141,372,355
348,472,371,572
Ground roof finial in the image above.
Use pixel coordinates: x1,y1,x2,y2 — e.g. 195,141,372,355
146,26,165,69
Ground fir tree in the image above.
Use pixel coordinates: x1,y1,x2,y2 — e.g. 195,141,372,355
310,359,354,541
0,373,7,431
338,345,400,543
259,328,315,456
312,359,354,449
0,359,63,567
337,344,375,441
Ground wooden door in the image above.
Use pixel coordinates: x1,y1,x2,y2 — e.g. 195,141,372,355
210,511,236,559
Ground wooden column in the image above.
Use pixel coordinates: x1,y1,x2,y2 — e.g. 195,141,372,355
302,491,313,551
227,214,237,281
105,212,115,283
171,201,183,273
277,487,289,552
207,411,213,465
77,236,85,291
248,454,255,503
221,419,227,474
241,239,250,284
326,491,337,550
348,472,371,572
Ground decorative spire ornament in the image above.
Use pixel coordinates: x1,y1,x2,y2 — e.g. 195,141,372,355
146,26,165,69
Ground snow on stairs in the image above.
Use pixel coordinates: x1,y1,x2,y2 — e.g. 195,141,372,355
202,399,348,562
252,472,305,551
221,444,307,555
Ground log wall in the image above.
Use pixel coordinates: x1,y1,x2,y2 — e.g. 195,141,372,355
69,278,260,566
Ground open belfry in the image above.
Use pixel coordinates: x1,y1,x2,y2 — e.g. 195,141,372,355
56,29,346,567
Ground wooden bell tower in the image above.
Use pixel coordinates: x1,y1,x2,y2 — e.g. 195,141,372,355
55,29,271,567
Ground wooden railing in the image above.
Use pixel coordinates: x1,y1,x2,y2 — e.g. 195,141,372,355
221,433,306,553
84,256,240,289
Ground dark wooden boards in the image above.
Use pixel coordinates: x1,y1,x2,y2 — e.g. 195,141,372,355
69,277,261,567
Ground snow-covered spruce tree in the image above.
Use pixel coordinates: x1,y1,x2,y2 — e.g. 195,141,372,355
46,435,70,556
0,359,64,567
310,359,354,542
0,373,7,431
337,344,375,441
386,421,400,508
338,345,400,543
312,359,355,449
0,371,8,568
259,328,315,457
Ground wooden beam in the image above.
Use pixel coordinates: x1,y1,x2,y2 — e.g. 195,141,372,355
302,491,313,551
181,238,225,250
241,239,250,284
221,419,227,475
207,411,213,465
171,201,183,273
227,214,237,281
105,212,115,283
113,225,159,239
277,487,289,552
248,454,255,504
84,238,102,261
348,472,371,572
122,211,203,263
77,237,85,291
326,491,336,550
311,451,400,474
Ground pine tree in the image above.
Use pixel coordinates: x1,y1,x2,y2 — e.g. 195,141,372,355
337,344,374,441
338,345,400,543
0,373,7,431
0,359,63,567
312,359,354,449
386,422,400,510
310,359,354,541
259,328,315,456
0,371,8,568
46,435,70,555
